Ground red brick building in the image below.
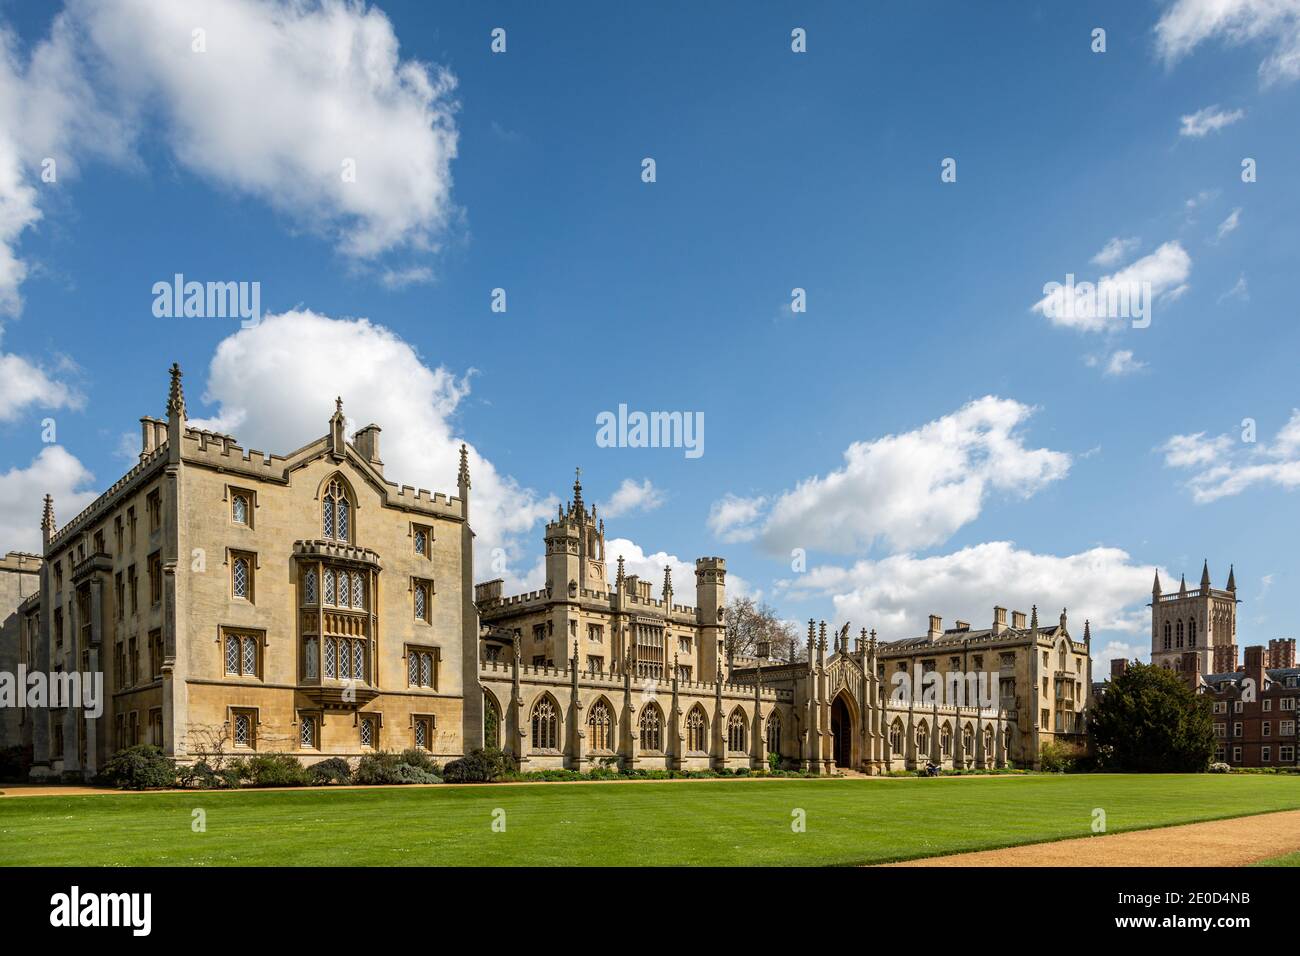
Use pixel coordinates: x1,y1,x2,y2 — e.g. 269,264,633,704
1198,641,1299,768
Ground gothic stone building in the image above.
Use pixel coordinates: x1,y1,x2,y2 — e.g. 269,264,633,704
10,365,479,780
474,475,1072,773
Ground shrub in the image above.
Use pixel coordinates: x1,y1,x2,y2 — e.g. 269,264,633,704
101,745,177,790
1039,740,1085,773
441,747,507,783
176,760,222,790
309,757,353,786
398,749,441,776
392,764,441,784
1209,762,1232,774
239,753,311,788
354,751,406,785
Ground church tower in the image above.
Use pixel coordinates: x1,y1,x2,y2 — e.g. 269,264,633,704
543,469,606,600
1150,560,1238,676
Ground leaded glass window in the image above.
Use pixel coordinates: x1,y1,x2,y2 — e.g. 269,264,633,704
323,497,334,539
301,717,315,748
324,637,337,679
414,719,427,749
766,713,782,755
727,710,746,752
225,635,239,674
532,697,558,750
414,528,427,555
232,557,249,599
324,569,335,605
360,717,374,748
408,651,419,685
640,703,662,751
419,652,431,687
304,638,318,679
353,642,365,683
686,706,707,752
414,583,427,621
241,636,257,676
351,572,364,609
588,700,613,751
232,493,248,524
338,640,351,681
304,569,317,604
322,478,350,541
337,496,349,540
234,712,251,746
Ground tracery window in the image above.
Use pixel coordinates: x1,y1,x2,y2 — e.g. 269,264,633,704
727,710,746,752
916,722,929,756
232,492,249,525
224,633,259,678
640,702,663,751
889,720,903,756
407,647,437,688
963,726,974,755
324,636,367,683
322,478,351,542
940,725,952,757
233,710,254,748
532,697,559,751
766,712,782,755
588,699,613,752
686,706,707,753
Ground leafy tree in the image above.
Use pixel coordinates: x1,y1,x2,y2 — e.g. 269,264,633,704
723,597,803,662
1090,663,1215,772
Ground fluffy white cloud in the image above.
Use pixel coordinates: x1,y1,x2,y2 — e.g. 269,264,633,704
707,492,767,543
775,541,1157,668
710,397,1070,555
73,0,458,259
1179,104,1246,137
1161,412,1300,502
599,478,665,519
0,445,97,552
1033,241,1192,332
1091,236,1140,267
604,536,753,604
1156,0,1300,87
0,0,458,314
1100,349,1147,377
0,331,83,421
189,309,554,587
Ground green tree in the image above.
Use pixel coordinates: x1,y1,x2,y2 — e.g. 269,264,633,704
1090,663,1215,772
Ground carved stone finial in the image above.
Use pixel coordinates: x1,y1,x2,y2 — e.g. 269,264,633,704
167,363,186,419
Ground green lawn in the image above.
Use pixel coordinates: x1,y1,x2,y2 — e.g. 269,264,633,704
1252,850,1300,867
2,774,1299,866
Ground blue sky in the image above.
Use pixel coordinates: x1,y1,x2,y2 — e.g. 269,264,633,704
1,0,1298,666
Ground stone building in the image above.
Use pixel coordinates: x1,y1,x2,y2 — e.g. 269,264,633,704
1150,562,1238,674
475,473,1060,773
0,551,41,753
10,365,479,780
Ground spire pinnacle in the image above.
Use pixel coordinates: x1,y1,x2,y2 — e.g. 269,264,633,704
1227,564,1237,592
167,363,186,419
457,443,471,490
616,554,625,586
1083,619,1092,642
40,494,55,532
1200,559,1211,590
1179,574,1188,596
1030,605,1039,632
662,564,673,597
1152,568,1162,596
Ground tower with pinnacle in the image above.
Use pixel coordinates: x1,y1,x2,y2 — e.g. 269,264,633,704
1150,560,1238,676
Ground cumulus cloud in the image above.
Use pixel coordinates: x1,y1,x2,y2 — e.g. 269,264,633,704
0,0,458,314
1097,349,1147,377
1091,236,1140,267
709,397,1070,555
1033,241,1192,333
189,309,554,588
0,445,97,552
1156,0,1300,87
1161,412,1300,502
707,492,768,543
1179,104,1246,137
774,541,1157,668
599,478,665,519
0,330,84,421
604,536,753,604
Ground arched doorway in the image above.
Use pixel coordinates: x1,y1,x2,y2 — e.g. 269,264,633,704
831,692,854,770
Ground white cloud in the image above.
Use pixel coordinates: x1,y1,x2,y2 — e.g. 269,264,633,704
707,492,767,543
599,478,665,519
0,445,98,552
1218,273,1249,302
1156,0,1300,87
1101,350,1147,377
189,309,554,588
379,266,435,290
605,535,753,604
0,0,458,314
1216,207,1243,240
1179,104,1246,137
775,541,1157,669
0,330,83,421
1032,241,1192,333
1162,412,1300,502
1091,236,1140,267
711,397,1070,555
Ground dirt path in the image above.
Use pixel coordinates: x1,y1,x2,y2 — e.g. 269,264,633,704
888,809,1300,867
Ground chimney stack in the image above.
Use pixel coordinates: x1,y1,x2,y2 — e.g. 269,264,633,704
927,615,942,641
1011,610,1027,630
1109,658,1128,679
1267,638,1296,669
992,606,1008,635
353,424,383,472
1244,646,1267,696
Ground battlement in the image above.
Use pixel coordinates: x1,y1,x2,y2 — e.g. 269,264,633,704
47,445,169,550
0,551,42,573
478,657,792,701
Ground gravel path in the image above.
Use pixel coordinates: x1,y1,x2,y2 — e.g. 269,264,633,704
887,809,1300,867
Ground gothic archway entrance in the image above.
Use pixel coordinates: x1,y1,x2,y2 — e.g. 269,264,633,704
831,692,854,770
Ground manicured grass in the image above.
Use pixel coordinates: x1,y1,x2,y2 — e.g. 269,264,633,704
2,774,1299,866
1252,850,1300,867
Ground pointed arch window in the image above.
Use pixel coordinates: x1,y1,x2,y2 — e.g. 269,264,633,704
686,706,707,753
963,725,974,755
766,712,782,756
1188,616,1197,647
916,722,929,756
889,719,904,756
1177,620,1184,649
940,724,952,757
532,697,559,751
727,710,747,752
322,478,351,542
640,702,663,751
588,700,613,752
